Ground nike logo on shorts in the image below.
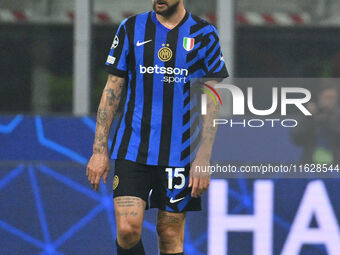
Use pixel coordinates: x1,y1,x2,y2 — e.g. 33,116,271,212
169,197,185,204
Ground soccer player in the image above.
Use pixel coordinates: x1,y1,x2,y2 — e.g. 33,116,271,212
86,0,228,254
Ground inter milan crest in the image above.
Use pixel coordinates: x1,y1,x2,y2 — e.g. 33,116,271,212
183,37,195,51
113,175,119,190
158,43,173,62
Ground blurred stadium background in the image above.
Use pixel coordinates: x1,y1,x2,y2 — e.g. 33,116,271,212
1,0,340,255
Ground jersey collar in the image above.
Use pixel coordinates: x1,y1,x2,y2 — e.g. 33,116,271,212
151,10,190,31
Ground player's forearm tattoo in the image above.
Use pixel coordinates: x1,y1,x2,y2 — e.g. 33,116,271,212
93,74,125,154
95,133,106,142
97,108,108,126
93,142,107,154
105,88,117,106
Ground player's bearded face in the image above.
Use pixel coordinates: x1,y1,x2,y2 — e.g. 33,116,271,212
153,0,180,17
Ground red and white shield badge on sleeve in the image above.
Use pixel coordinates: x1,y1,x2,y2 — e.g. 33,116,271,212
183,37,195,51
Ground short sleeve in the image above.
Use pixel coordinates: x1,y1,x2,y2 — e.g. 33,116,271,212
203,25,229,79
105,20,129,77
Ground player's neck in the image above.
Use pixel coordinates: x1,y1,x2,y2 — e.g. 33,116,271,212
155,4,186,30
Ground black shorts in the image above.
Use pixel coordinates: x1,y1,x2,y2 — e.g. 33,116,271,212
113,159,201,212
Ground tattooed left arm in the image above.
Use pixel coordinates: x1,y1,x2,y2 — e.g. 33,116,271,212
189,81,220,198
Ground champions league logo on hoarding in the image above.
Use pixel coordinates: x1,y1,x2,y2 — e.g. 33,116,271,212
201,83,312,128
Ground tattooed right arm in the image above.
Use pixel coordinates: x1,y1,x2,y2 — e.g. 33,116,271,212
86,74,125,191
93,74,125,154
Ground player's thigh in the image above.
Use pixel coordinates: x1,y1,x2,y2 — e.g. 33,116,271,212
113,159,152,207
156,210,186,240
114,196,146,235
113,159,152,234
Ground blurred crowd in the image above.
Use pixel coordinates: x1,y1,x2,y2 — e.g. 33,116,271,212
291,84,340,163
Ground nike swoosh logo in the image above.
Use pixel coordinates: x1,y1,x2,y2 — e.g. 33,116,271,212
169,197,185,204
136,40,152,47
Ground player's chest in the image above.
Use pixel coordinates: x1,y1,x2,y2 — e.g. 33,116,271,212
131,31,201,69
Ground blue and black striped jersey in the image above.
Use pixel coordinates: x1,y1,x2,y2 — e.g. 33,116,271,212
105,10,228,167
